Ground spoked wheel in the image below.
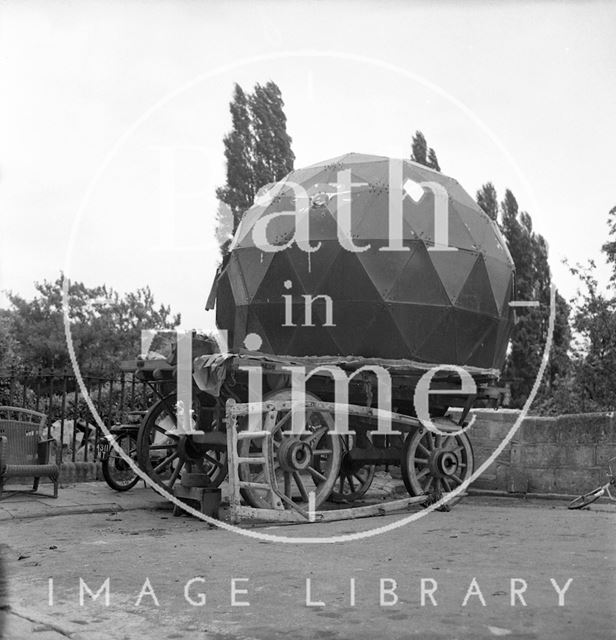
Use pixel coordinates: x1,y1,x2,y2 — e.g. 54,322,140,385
568,488,605,510
101,432,140,492
330,431,376,503
401,426,474,509
137,392,227,492
237,389,342,510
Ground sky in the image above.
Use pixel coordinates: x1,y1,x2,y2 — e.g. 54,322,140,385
1,0,614,334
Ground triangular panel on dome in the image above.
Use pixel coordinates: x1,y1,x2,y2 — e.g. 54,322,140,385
285,324,344,357
453,308,496,365
356,243,420,298
244,309,273,354
284,240,341,294
239,200,298,251
304,204,339,241
231,303,249,351
351,189,420,244
253,252,296,304
345,159,390,186
331,187,387,241
249,302,297,355
323,300,382,356
493,317,513,370
449,201,492,254
233,203,269,249
320,250,384,302
234,247,275,302
388,302,451,357
428,249,479,305
454,255,499,317
224,253,249,306
340,303,412,359
466,321,500,369
414,308,458,365
484,256,515,314
386,243,451,306
215,273,236,342
335,152,388,165
445,202,479,251
282,164,332,187
437,177,483,212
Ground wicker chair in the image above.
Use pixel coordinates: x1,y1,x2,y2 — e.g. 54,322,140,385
0,406,60,499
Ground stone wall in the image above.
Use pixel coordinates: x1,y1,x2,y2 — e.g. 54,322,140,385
455,409,616,495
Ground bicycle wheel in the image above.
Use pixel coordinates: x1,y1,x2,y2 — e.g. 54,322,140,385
102,433,140,492
568,487,605,510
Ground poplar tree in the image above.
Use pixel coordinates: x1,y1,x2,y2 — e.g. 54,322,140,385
215,84,255,232
216,81,295,245
476,182,499,221
410,130,440,172
250,81,295,189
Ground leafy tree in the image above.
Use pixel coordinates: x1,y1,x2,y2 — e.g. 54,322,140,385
410,130,440,172
565,261,616,411
410,131,428,165
601,205,616,284
215,84,255,233
476,182,499,221
427,148,440,172
216,81,295,255
0,309,21,371
4,276,181,373
250,81,295,191
552,207,616,412
496,189,571,407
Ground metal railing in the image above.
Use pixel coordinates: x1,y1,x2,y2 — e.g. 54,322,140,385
0,366,155,463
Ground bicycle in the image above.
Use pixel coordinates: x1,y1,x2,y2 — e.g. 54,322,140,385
568,457,616,509
99,412,145,492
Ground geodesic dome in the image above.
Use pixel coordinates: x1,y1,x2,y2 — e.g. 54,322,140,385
214,153,514,370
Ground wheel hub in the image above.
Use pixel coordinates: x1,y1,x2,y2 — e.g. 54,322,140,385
431,449,459,477
278,438,312,471
177,435,204,462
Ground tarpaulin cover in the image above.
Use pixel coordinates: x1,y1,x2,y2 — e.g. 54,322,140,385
213,153,514,370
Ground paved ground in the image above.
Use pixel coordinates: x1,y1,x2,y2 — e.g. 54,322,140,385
1,482,615,640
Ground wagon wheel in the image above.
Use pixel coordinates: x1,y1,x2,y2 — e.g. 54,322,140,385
237,389,342,511
329,431,376,503
401,426,474,509
136,392,227,491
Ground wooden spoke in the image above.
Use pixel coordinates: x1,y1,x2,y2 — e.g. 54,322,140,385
415,466,430,480
152,450,178,474
346,473,356,493
167,460,184,488
203,453,225,469
274,412,292,431
307,466,327,483
293,472,309,502
417,442,430,456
